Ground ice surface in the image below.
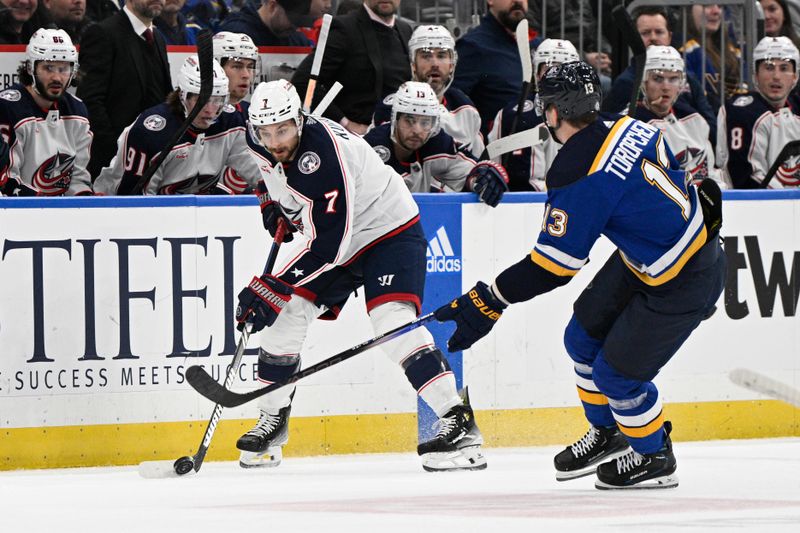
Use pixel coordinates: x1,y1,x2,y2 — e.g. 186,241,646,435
1,438,798,532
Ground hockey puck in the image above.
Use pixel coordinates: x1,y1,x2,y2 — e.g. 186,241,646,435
173,456,195,475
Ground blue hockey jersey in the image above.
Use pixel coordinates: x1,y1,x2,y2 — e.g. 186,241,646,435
535,115,706,287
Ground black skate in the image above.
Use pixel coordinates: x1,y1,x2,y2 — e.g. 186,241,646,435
237,405,291,468
554,425,630,481
418,400,486,472
595,421,678,490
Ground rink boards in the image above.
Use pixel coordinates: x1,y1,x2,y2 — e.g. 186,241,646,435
0,192,798,469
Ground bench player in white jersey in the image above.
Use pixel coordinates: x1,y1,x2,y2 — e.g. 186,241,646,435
372,25,484,157
95,55,261,195
365,81,509,206
213,31,260,194
717,36,800,188
0,29,92,196
487,39,579,191
634,46,725,187
235,80,485,472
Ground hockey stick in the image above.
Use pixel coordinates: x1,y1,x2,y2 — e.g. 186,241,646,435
486,125,550,160
760,140,800,188
126,30,214,195
503,19,533,168
729,368,800,408
612,5,647,117
186,313,438,408
138,220,289,478
311,81,343,116
303,13,333,112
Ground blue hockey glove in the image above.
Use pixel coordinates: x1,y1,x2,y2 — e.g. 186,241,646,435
236,274,294,333
434,281,507,352
467,161,509,207
257,181,296,242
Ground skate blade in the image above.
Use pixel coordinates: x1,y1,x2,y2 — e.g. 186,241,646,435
555,447,631,482
239,447,283,469
138,460,195,479
421,446,487,472
595,474,679,490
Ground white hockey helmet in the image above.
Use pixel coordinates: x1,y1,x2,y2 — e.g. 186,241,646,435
408,25,457,61
644,45,685,74
533,39,579,80
753,36,800,69
391,81,442,143
213,32,261,75
249,80,303,126
26,28,79,86
177,55,230,120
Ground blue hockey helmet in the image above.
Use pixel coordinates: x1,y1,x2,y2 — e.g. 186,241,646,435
536,61,602,120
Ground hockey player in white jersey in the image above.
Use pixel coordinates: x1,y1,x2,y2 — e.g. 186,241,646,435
94,55,261,195
487,38,579,191
717,36,800,188
372,25,485,157
365,81,508,206
236,80,486,472
213,31,261,194
0,29,93,196
634,46,725,187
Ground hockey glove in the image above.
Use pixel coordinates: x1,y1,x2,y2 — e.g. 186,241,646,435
235,274,294,333
0,177,37,197
257,181,296,242
434,281,507,352
467,161,509,208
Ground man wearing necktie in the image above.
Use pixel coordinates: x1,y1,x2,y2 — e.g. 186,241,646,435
78,0,173,178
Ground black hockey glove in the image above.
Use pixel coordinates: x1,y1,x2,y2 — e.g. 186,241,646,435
257,181,296,242
1,176,38,197
235,274,294,333
467,161,509,208
434,281,507,352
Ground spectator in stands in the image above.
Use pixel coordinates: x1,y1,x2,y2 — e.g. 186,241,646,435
77,0,173,178
763,0,800,50
182,0,230,32
34,0,90,44
603,5,716,142
155,0,200,44
0,0,38,44
683,4,741,112
717,36,800,189
298,0,332,43
218,0,314,46
291,0,413,135
452,0,535,136
84,0,118,24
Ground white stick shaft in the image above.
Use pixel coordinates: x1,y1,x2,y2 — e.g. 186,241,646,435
516,19,532,83
729,368,800,408
312,81,343,116
311,14,333,77
486,126,549,160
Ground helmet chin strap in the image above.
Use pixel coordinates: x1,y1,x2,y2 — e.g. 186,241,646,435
545,110,564,145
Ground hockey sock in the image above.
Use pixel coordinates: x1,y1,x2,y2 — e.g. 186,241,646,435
403,347,461,417
256,350,300,412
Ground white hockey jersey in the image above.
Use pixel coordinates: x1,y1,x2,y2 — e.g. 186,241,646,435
487,96,559,191
95,102,261,195
635,101,726,187
247,116,419,288
717,91,800,189
363,123,477,193
0,84,92,195
371,87,485,157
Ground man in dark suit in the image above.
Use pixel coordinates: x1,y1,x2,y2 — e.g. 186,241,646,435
291,0,412,135
77,0,173,178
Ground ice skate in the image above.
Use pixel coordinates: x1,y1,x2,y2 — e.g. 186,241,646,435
418,400,486,472
554,425,630,481
595,421,678,489
237,405,291,468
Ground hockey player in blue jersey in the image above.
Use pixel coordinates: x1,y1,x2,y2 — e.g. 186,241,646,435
487,38,579,191
94,54,261,195
372,25,485,157
0,29,93,196
365,81,508,206
235,80,486,472
435,62,726,489
717,36,800,188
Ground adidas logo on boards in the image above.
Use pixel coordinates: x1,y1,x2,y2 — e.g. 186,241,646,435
426,226,462,273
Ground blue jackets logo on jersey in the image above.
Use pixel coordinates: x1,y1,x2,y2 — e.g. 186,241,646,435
0,90,21,102
426,226,461,273
298,151,321,174
32,152,75,195
143,115,167,131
